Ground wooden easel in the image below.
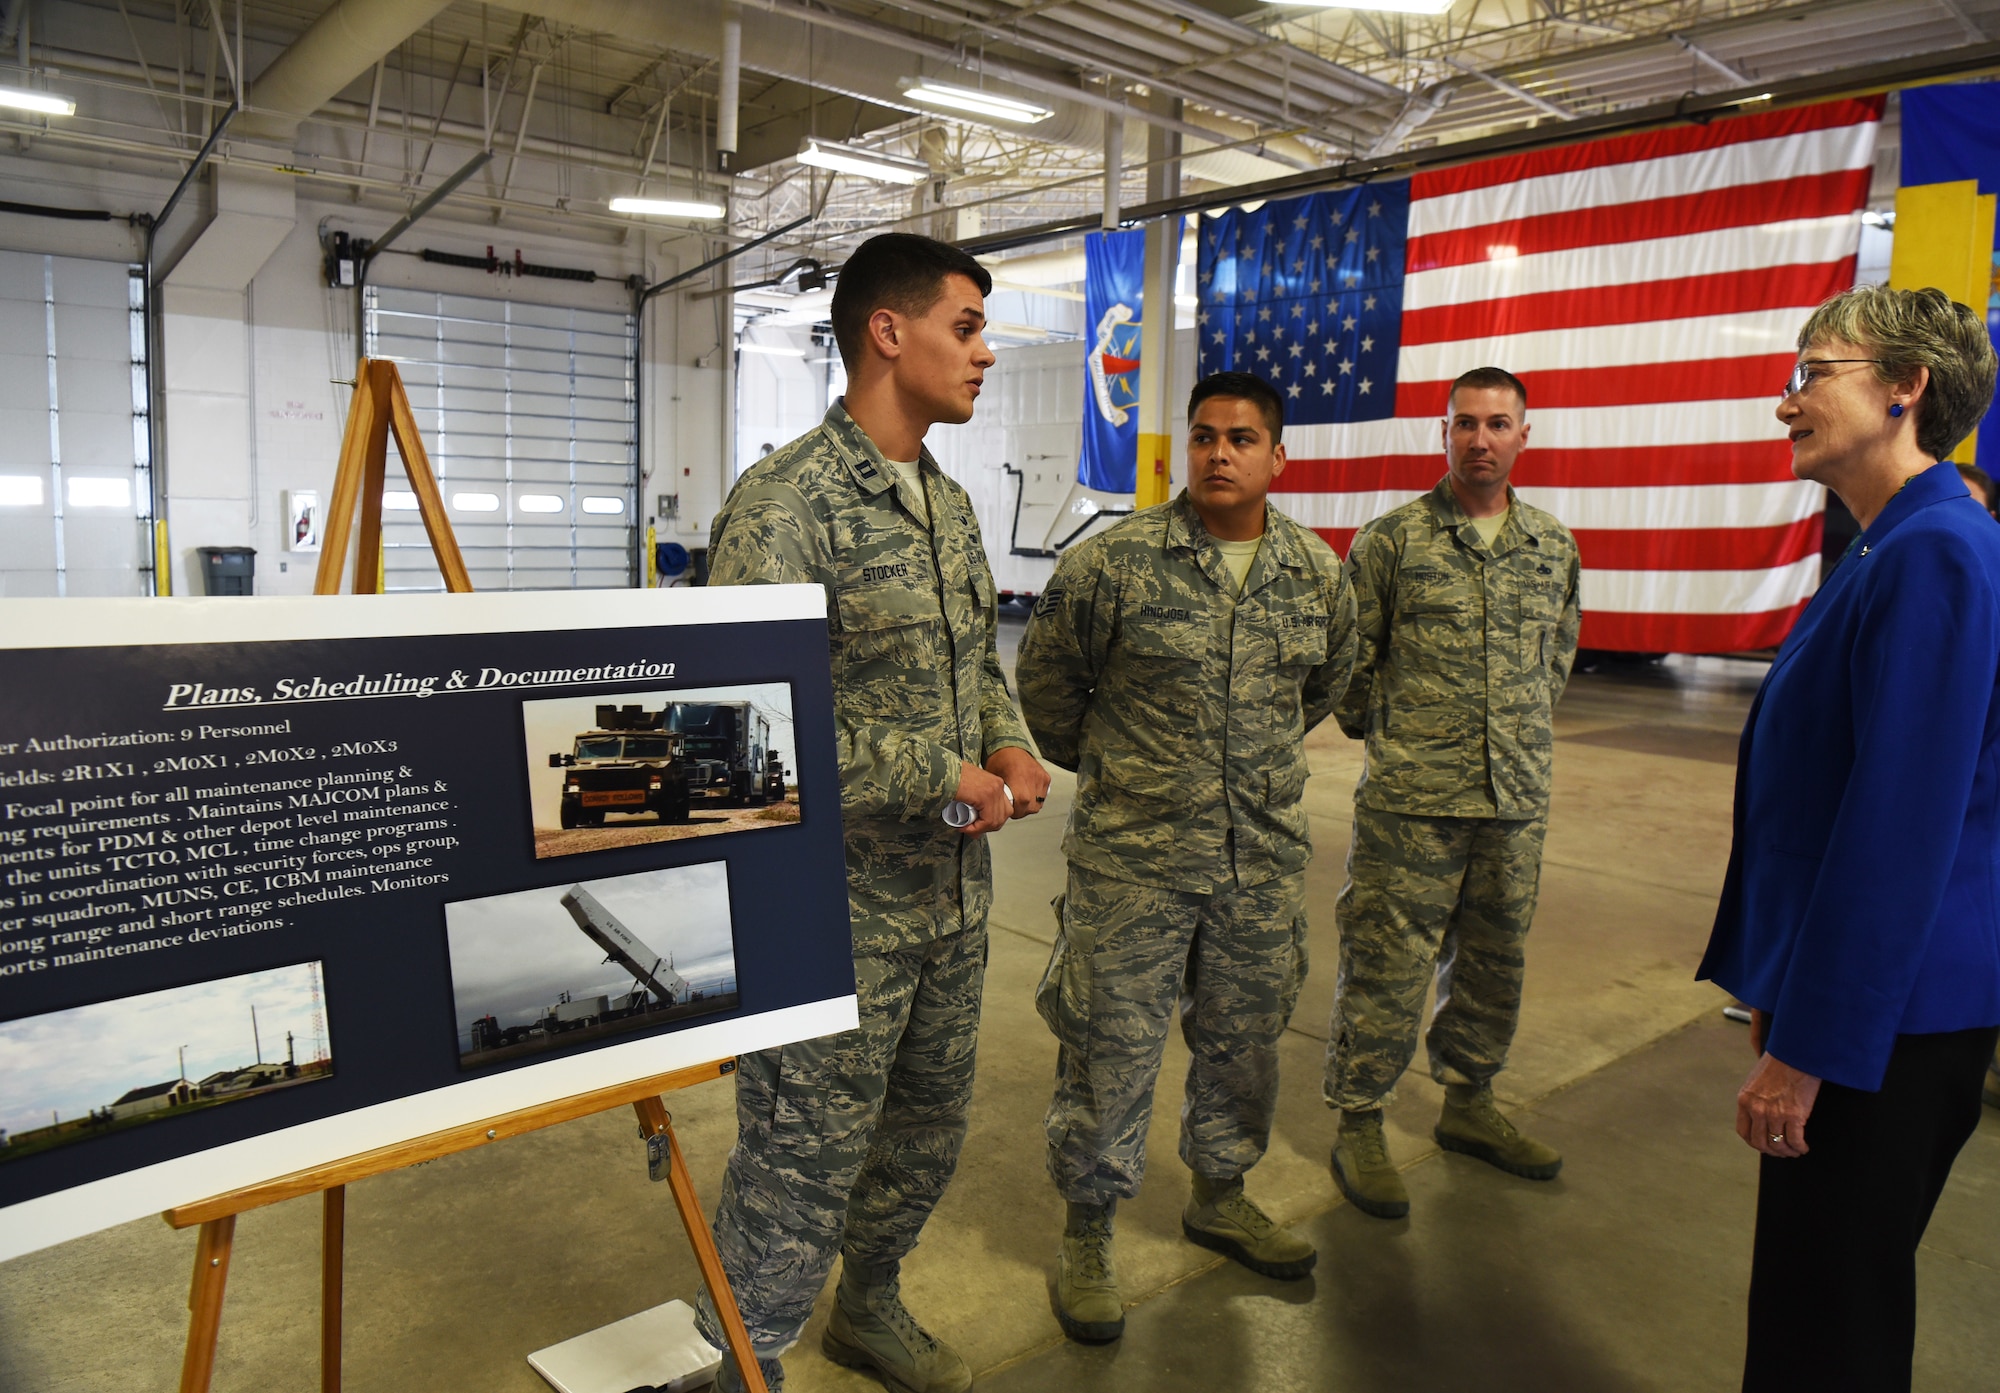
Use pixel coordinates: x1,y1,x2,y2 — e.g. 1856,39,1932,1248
165,1062,767,1393
169,358,770,1393
313,357,472,595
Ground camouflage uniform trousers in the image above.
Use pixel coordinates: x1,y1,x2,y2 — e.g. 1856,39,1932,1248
1323,806,1549,1113
694,923,987,1356
1038,862,1309,1205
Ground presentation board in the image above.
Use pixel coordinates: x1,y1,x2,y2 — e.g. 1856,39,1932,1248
0,587,855,1262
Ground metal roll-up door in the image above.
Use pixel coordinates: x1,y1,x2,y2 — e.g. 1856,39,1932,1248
365,286,637,591
0,254,152,597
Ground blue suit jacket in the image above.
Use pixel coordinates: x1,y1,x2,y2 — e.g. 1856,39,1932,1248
1698,462,2000,1090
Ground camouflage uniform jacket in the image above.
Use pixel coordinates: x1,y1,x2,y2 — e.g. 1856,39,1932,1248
1337,476,1581,820
707,400,1033,955
1017,491,1358,894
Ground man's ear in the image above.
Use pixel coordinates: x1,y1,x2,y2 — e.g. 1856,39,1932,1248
1270,442,1288,482
867,308,902,361
1518,420,1530,449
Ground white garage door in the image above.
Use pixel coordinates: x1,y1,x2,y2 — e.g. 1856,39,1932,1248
365,287,637,591
0,254,152,597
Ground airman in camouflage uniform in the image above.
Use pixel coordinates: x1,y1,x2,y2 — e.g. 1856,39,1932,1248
1017,372,1357,1342
695,235,1048,1393
1323,367,1581,1221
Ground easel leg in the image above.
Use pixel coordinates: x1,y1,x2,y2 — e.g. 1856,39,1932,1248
633,1098,768,1393
322,1185,346,1393
177,1214,236,1393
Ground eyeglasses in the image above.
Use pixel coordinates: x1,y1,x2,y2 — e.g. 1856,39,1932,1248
1780,358,1885,400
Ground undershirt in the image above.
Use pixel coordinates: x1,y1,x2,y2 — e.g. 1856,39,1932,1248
885,457,929,527
1470,507,1508,548
1215,536,1263,597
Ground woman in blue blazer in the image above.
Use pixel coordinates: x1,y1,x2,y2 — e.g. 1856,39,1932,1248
1699,283,2000,1392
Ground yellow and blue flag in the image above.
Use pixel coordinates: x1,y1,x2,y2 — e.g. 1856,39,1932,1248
1896,82,2000,474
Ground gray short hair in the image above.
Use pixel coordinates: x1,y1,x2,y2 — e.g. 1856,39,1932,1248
1798,284,1998,462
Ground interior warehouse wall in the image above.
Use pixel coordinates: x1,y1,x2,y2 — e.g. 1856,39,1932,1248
732,326,831,480
926,329,1197,599
0,157,733,598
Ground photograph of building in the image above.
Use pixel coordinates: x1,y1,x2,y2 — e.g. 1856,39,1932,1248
522,682,799,860
0,962,333,1164
444,863,739,1069
10,1,2000,1388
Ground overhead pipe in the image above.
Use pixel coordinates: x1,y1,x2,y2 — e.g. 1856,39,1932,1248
1101,108,1122,230
717,6,741,173
234,0,457,144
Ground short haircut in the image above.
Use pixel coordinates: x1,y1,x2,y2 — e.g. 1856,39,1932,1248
1956,461,1996,510
1447,366,1528,414
1188,371,1284,442
829,233,993,370
1798,284,1999,462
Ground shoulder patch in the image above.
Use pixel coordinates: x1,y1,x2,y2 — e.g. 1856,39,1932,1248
1032,584,1066,618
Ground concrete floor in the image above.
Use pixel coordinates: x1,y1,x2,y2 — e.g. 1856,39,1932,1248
3,641,1997,1392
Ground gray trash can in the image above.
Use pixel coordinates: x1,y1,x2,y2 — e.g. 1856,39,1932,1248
198,546,256,596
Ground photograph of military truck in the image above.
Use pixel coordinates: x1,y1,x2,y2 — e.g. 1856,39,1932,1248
675,700,789,808
522,683,799,860
549,701,691,829
444,864,739,1070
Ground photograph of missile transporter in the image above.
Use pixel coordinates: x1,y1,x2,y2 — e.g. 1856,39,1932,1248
523,683,799,860
548,702,692,829
445,867,740,1069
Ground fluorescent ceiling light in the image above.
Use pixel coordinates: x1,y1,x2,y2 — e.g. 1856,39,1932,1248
797,137,930,186
0,475,42,506
0,87,75,116
738,342,807,358
610,196,726,219
902,81,1051,124
1264,0,1453,11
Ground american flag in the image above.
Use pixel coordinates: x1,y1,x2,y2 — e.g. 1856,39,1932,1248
1196,97,1884,653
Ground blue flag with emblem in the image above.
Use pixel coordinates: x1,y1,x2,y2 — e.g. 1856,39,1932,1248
1080,226,1147,492
1195,181,1410,425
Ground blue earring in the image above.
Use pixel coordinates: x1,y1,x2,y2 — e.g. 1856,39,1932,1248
1890,403,1905,418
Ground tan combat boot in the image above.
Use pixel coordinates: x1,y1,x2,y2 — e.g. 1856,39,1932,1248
1182,1173,1316,1279
1054,1200,1124,1344
823,1259,972,1393
1331,1109,1409,1219
1436,1083,1563,1180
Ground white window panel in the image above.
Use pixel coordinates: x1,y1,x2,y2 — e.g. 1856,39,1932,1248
365,286,636,591
66,476,130,507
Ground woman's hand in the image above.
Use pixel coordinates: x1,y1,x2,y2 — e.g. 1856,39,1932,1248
1736,1027,1823,1159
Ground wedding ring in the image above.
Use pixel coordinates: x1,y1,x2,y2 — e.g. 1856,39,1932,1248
1769,1133,1784,1143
